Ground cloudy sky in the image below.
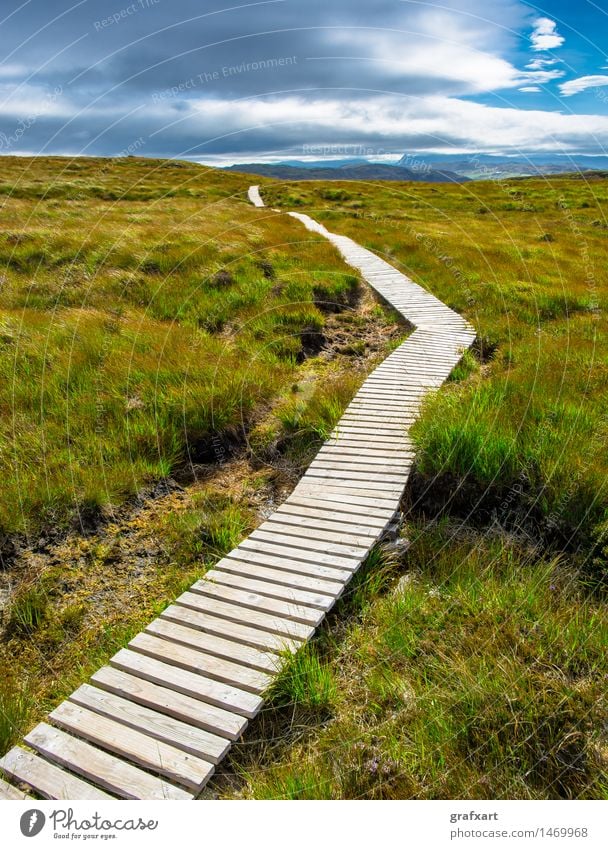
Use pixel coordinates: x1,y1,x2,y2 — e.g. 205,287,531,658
1,0,607,163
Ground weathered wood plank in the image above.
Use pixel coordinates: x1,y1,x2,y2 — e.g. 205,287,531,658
69,684,229,764
279,497,393,522
49,701,214,792
266,508,382,537
190,579,325,626
91,666,246,741
285,486,397,508
224,548,355,581
161,602,305,653
129,631,273,694
236,537,361,567
175,592,314,641
0,775,32,799
146,616,280,673
254,517,376,548
110,649,262,718
204,568,336,610
25,723,191,800
245,529,369,559
213,558,346,596
0,746,111,800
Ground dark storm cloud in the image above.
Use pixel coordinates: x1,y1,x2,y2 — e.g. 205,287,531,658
0,0,605,158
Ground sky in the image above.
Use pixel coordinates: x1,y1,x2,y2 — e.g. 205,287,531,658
0,0,607,163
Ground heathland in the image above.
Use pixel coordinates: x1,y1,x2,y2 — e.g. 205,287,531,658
210,174,608,800
0,156,401,756
1,160,606,800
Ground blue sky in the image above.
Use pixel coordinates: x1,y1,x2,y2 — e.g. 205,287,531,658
0,0,607,162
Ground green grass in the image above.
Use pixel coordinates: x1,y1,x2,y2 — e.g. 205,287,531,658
3,162,607,798
264,177,608,573
0,158,404,760
207,173,608,801
0,676,34,757
268,644,337,711
0,157,360,538
224,524,608,800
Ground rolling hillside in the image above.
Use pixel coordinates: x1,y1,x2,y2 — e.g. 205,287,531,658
210,173,608,800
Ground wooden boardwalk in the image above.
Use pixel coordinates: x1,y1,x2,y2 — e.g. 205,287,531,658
0,187,475,801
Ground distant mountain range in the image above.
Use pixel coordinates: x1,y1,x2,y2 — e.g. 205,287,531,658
403,153,608,179
223,152,608,183
223,161,468,183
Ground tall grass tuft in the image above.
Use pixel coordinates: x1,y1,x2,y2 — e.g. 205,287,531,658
268,644,337,711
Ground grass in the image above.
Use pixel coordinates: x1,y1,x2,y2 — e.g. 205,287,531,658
264,176,608,574
3,161,607,799
0,157,404,758
0,156,361,538
268,644,337,711
207,172,608,801
219,525,608,800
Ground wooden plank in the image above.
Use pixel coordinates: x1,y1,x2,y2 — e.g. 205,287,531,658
346,402,419,412
309,460,410,476
25,723,191,800
110,649,262,718
161,602,305,653
190,579,325,626
146,616,280,673
236,536,362,567
267,508,382,536
323,439,412,452
332,425,412,435
316,446,414,461
285,491,398,516
298,479,405,497
0,746,111,800
129,632,272,694
255,517,376,548
346,388,426,404
347,397,422,406
213,558,346,596
238,529,367,568
331,424,408,437
326,436,412,450
338,414,412,426
50,700,214,792
224,548,354,581
69,684,230,764
305,470,408,486
245,529,368,560
175,592,314,642
277,498,392,524
204,568,336,610
342,406,415,416
91,666,246,741
291,476,402,499
0,775,32,800
298,476,405,494
335,406,418,419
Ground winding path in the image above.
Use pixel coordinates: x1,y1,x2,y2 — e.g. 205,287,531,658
0,186,475,801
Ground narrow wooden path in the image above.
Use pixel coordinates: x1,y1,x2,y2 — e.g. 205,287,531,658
0,186,475,801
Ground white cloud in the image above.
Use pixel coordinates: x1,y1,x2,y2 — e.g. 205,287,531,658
149,93,608,155
560,75,608,96
327,25,563,96
526,57,559,70
0,64,28,78
519,86,541,92
530,18,565,52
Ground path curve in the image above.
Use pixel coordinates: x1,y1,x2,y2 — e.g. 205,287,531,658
0,186,475,801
